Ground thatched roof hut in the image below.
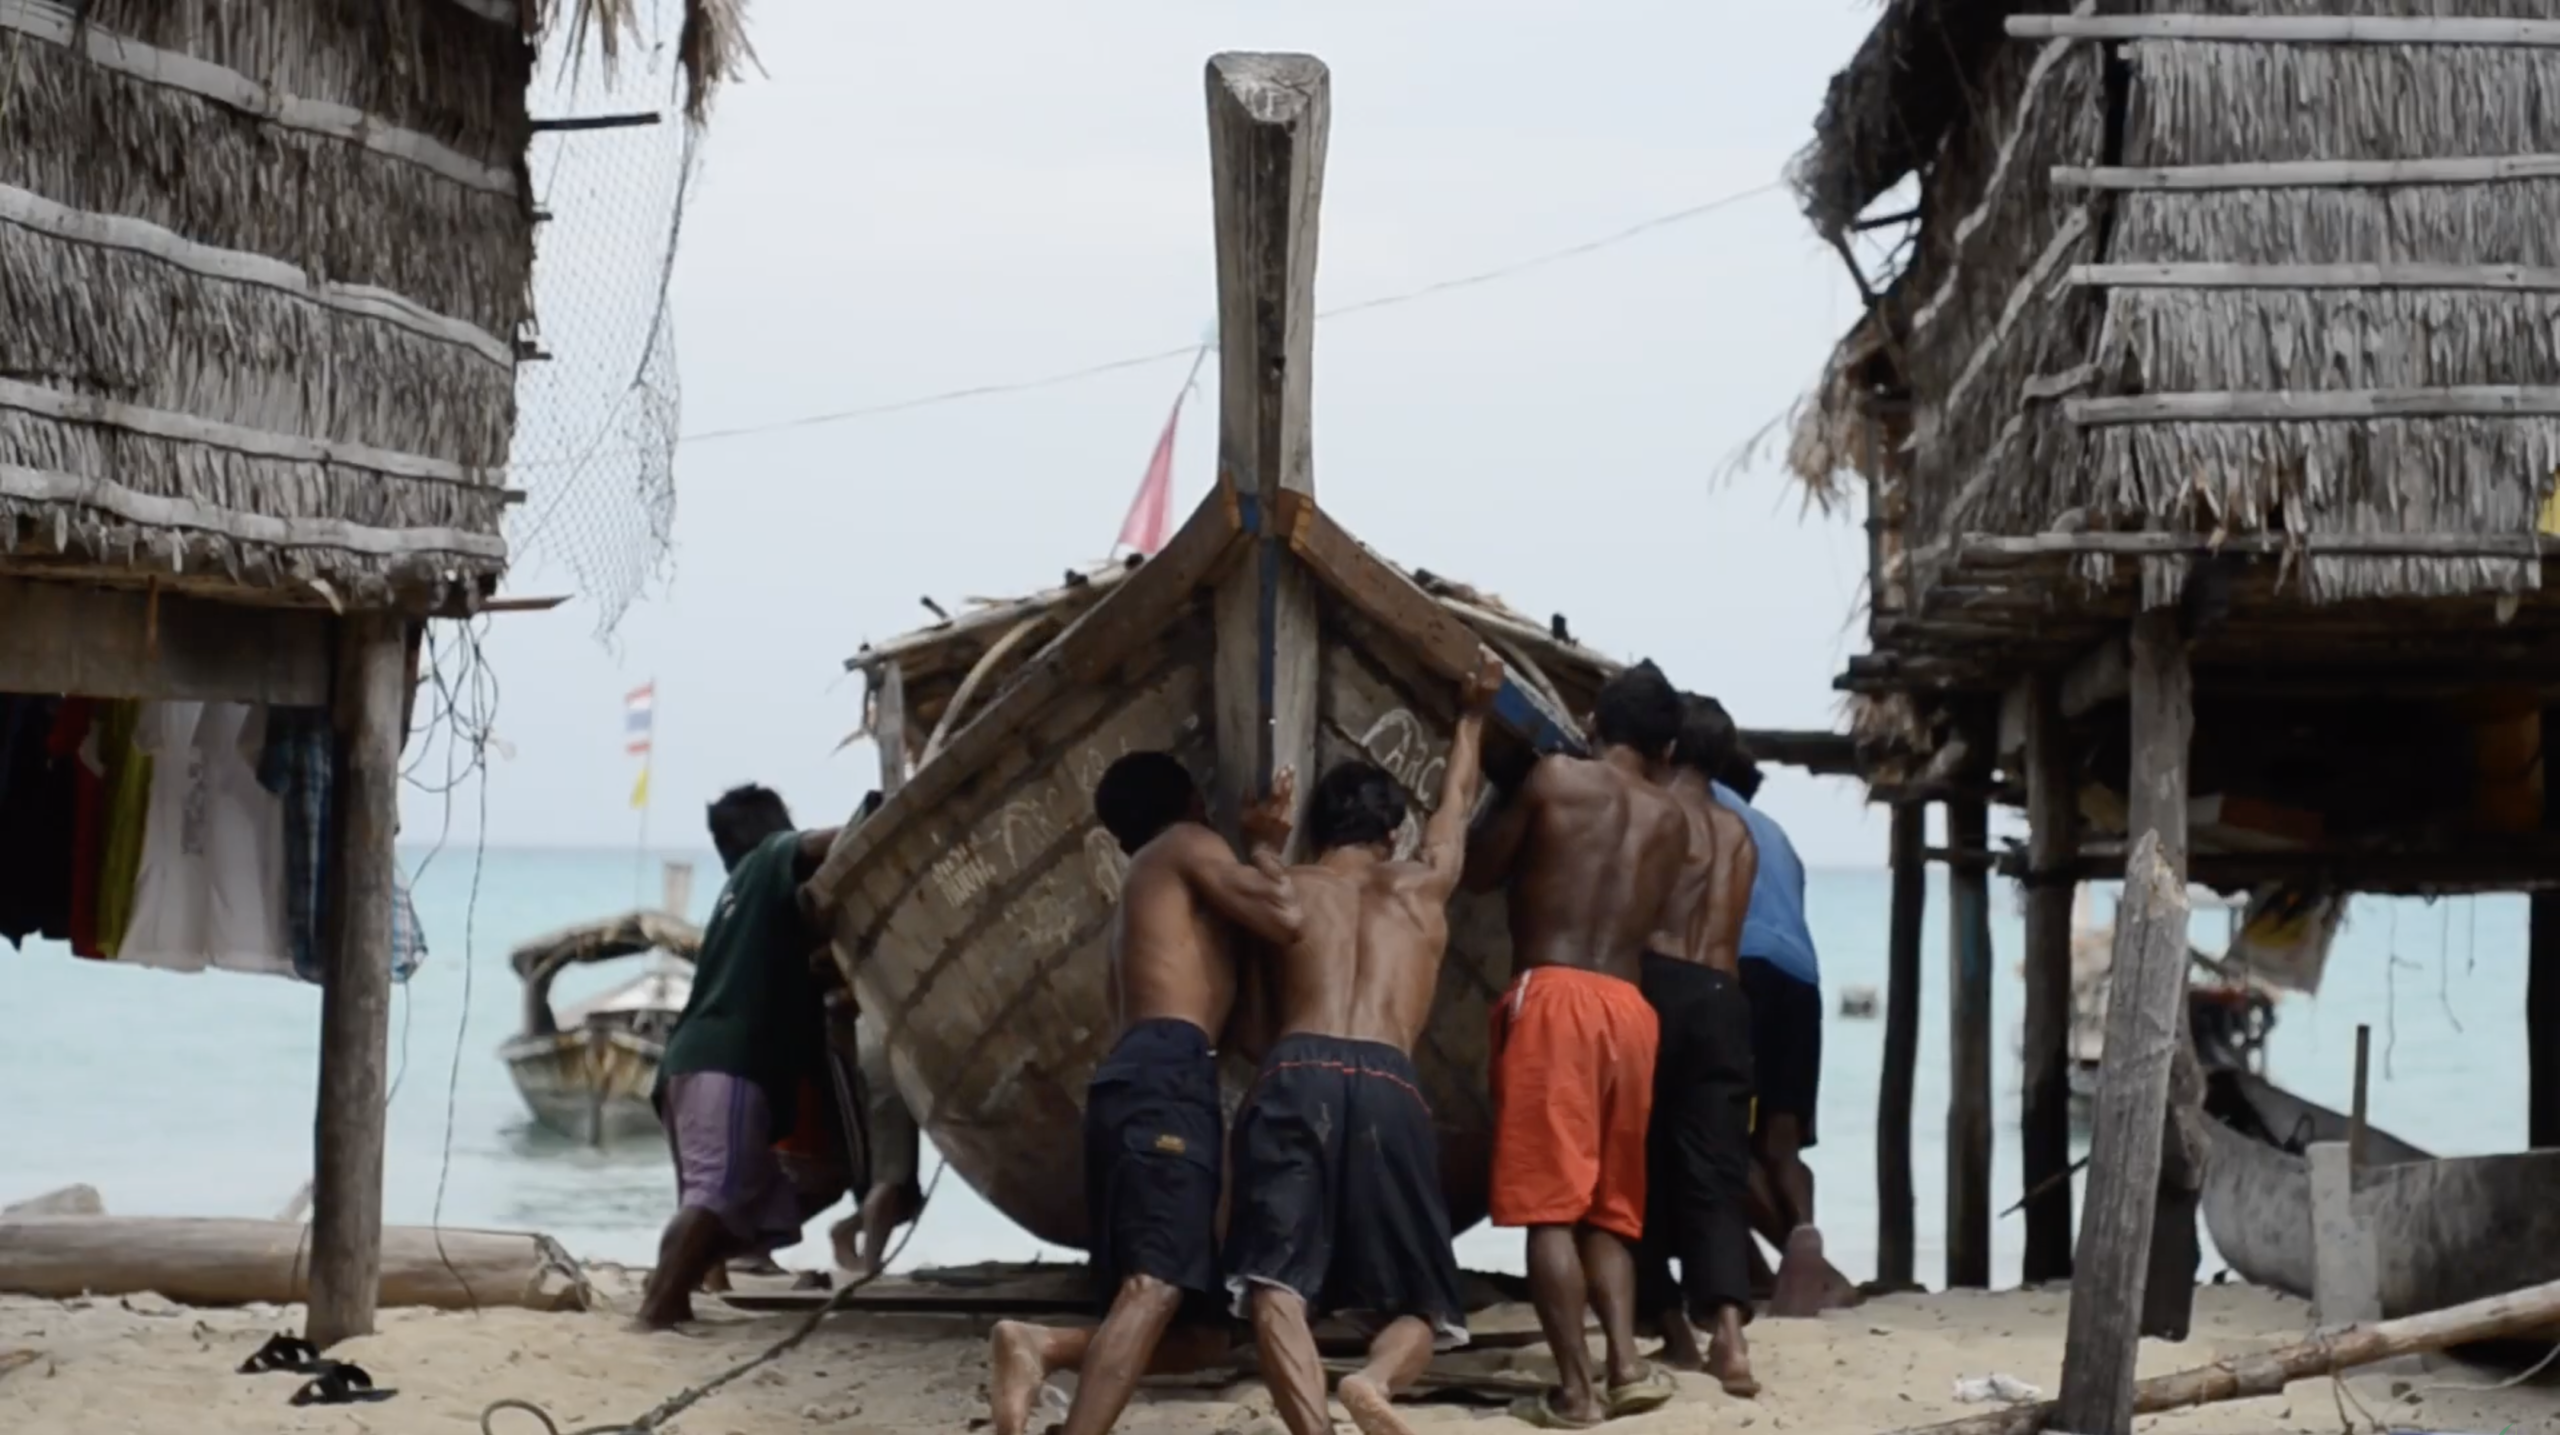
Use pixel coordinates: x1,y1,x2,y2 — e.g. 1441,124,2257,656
0,0,751,612
1787,3,2560,839
1794,4,2560,654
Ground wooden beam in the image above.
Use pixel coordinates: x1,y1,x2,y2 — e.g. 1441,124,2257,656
2068,388,2560,425
1963,531,2560,563
2054,833,2193,1435
2008,13,2560,45
2070,261,2560,292
2019,674,2076,1284
875,663,910,795
1878,801,1927,1292
1740,727,1862,777
1281,497,1582,756
0,576,330,704
306,614,404,1348
1945,787,1994,1290
1205,52,1328,840
2055,154,2560,190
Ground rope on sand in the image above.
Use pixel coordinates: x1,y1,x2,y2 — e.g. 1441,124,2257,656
479,1163,945,1435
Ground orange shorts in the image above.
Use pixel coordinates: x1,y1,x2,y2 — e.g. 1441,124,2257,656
1487,964,1659,1242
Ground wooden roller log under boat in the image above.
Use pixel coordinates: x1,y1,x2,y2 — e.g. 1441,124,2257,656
2199,1068,2560,1316
500,908,703,1145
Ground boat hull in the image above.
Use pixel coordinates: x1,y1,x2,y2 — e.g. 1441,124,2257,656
2199,1070,2560,1315
501,1028,666,1146
830,603,1522,1249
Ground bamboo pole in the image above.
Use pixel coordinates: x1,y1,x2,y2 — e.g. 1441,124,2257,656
1878,801,1927,1290
1889,1273,2560,1435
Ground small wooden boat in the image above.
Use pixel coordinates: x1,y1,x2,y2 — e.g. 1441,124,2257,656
2198,1068,2560,1315
501,907,703,1145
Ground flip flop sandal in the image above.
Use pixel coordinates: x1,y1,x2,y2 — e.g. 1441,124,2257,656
288,1361,397,1406
1605,1362,1678,1418
1508,1390,1605,1429
237,1332,321,1375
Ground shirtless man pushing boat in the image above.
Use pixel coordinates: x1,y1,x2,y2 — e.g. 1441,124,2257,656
988,753,1301,1435
1635,695,1760,1395
1223,652,1503,1435
1464,661,1691,1428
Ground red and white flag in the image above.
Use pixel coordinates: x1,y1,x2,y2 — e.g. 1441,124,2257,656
1114,344,1212,557
1114,403,1182,557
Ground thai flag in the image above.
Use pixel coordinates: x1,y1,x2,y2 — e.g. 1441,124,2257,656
625,682,655,756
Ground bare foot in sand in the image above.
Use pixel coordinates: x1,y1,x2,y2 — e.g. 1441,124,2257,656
1656,1314,1705,1372
1770,1226,1832,1318
1339,1373,1417,1435
988,1320,1054,1435
1707,1330,1759,1398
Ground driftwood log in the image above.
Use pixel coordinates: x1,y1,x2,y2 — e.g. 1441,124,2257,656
1892,1273,2560,1435
0,1217,588,1313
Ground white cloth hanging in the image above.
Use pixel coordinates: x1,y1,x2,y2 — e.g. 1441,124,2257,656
120,701,290,976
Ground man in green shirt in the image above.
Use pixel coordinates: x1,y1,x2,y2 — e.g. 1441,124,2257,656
637,784,841,1329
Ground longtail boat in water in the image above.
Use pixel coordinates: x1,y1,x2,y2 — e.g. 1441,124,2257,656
501,879,703,1146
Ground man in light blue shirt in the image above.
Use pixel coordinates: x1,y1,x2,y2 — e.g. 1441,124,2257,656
1707,751,1843,1317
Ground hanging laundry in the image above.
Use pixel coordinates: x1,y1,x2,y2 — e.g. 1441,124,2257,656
46,699,107,958
120,702,290,976
93,700,150,959
0,695,73,949
257,707,333,983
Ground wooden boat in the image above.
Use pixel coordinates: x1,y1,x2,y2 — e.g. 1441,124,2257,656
805,506,1636,1247
801,56,1852,1251
2198,1068,2560,1315
501,907,702,1145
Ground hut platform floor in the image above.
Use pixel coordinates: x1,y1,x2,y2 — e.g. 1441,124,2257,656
5,1270,2557,1434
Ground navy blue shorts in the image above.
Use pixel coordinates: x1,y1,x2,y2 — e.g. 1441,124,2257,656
1083,1017,1224,1312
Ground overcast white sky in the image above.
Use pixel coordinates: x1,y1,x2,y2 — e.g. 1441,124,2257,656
427,0,1908,867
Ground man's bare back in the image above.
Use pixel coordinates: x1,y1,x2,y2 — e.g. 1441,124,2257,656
1107,785,1299,1040
1260,666,1491,1052
1466,750,1688,984
1652,771,1756,976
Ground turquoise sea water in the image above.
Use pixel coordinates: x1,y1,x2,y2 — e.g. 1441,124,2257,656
1,845,2527,1287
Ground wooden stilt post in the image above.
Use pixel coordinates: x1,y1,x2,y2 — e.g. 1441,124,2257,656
1204,53,1327,841
2533,707,2560,1148
307,612,405,1348
2054,609,2194,1435
1946,773,1994,1290
2020,673,2076,1283
1878,800,1927,1290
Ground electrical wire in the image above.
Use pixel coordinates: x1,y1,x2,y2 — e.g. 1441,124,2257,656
507,178,1788,470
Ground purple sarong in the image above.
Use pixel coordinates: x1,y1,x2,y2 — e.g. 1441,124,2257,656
661,1071,804,1255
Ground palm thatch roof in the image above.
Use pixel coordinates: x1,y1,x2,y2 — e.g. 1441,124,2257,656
0,0,752,613
843,553,1861,787
1787,0,2560,646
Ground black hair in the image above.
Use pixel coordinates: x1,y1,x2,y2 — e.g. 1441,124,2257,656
1675,695,1740,782
1308,760,1406,853
1094,751,1197,854
1592,659,1682,756
1722,754,1764,802
856,789,885,822
708,784,795,872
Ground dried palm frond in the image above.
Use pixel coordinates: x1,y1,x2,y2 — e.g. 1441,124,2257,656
538,0,759,123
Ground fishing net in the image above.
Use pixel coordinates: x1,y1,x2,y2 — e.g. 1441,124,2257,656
504,35,703,642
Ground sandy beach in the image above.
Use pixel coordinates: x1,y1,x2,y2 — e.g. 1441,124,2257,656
6,1271,2557,1435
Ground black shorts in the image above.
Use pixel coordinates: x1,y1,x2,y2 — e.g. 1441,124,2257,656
1637,955,1756,1321
1223,1034,1469,1348
1740,958,1821,1146
1084,1017,1225,1312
